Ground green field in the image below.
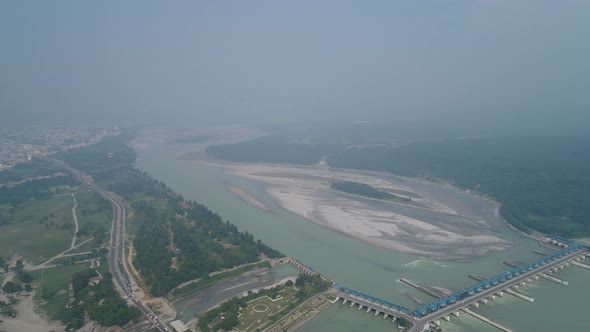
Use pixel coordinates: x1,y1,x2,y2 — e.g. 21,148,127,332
236,288,298,332
0,195,75,264
75,191,111,228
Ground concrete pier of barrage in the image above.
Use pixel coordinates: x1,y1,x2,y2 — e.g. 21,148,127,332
324,236,589,332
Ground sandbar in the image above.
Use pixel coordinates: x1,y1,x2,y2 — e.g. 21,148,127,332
184,158,514,261
228,185,271,212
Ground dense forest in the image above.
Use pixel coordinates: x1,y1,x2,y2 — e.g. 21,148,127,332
331,181,411,202
207,135,590,237
133,195,283,296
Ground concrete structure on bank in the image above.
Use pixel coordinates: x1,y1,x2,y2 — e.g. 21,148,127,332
170,320,189,332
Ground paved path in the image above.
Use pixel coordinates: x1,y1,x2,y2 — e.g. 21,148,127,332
28,238,94,271
70,193,79,249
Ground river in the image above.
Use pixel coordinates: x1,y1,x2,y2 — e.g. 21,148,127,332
135,139,589,332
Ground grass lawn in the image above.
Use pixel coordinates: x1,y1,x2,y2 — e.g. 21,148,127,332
0,196,74,264
236,288,298,332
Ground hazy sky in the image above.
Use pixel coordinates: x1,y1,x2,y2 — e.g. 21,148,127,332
1,1,589,133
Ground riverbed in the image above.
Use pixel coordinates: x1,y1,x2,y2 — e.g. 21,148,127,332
191,161,514,261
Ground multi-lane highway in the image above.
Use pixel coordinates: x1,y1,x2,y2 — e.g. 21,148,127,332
53,159,171,332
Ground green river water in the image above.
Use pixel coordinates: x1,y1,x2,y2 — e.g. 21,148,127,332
135,141,589,332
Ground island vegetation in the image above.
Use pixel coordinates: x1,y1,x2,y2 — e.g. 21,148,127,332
331,181,411,202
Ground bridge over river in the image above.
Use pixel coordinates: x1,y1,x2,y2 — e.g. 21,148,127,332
330,238,589,332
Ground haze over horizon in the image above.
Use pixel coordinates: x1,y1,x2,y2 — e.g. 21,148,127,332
1,1,589,135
